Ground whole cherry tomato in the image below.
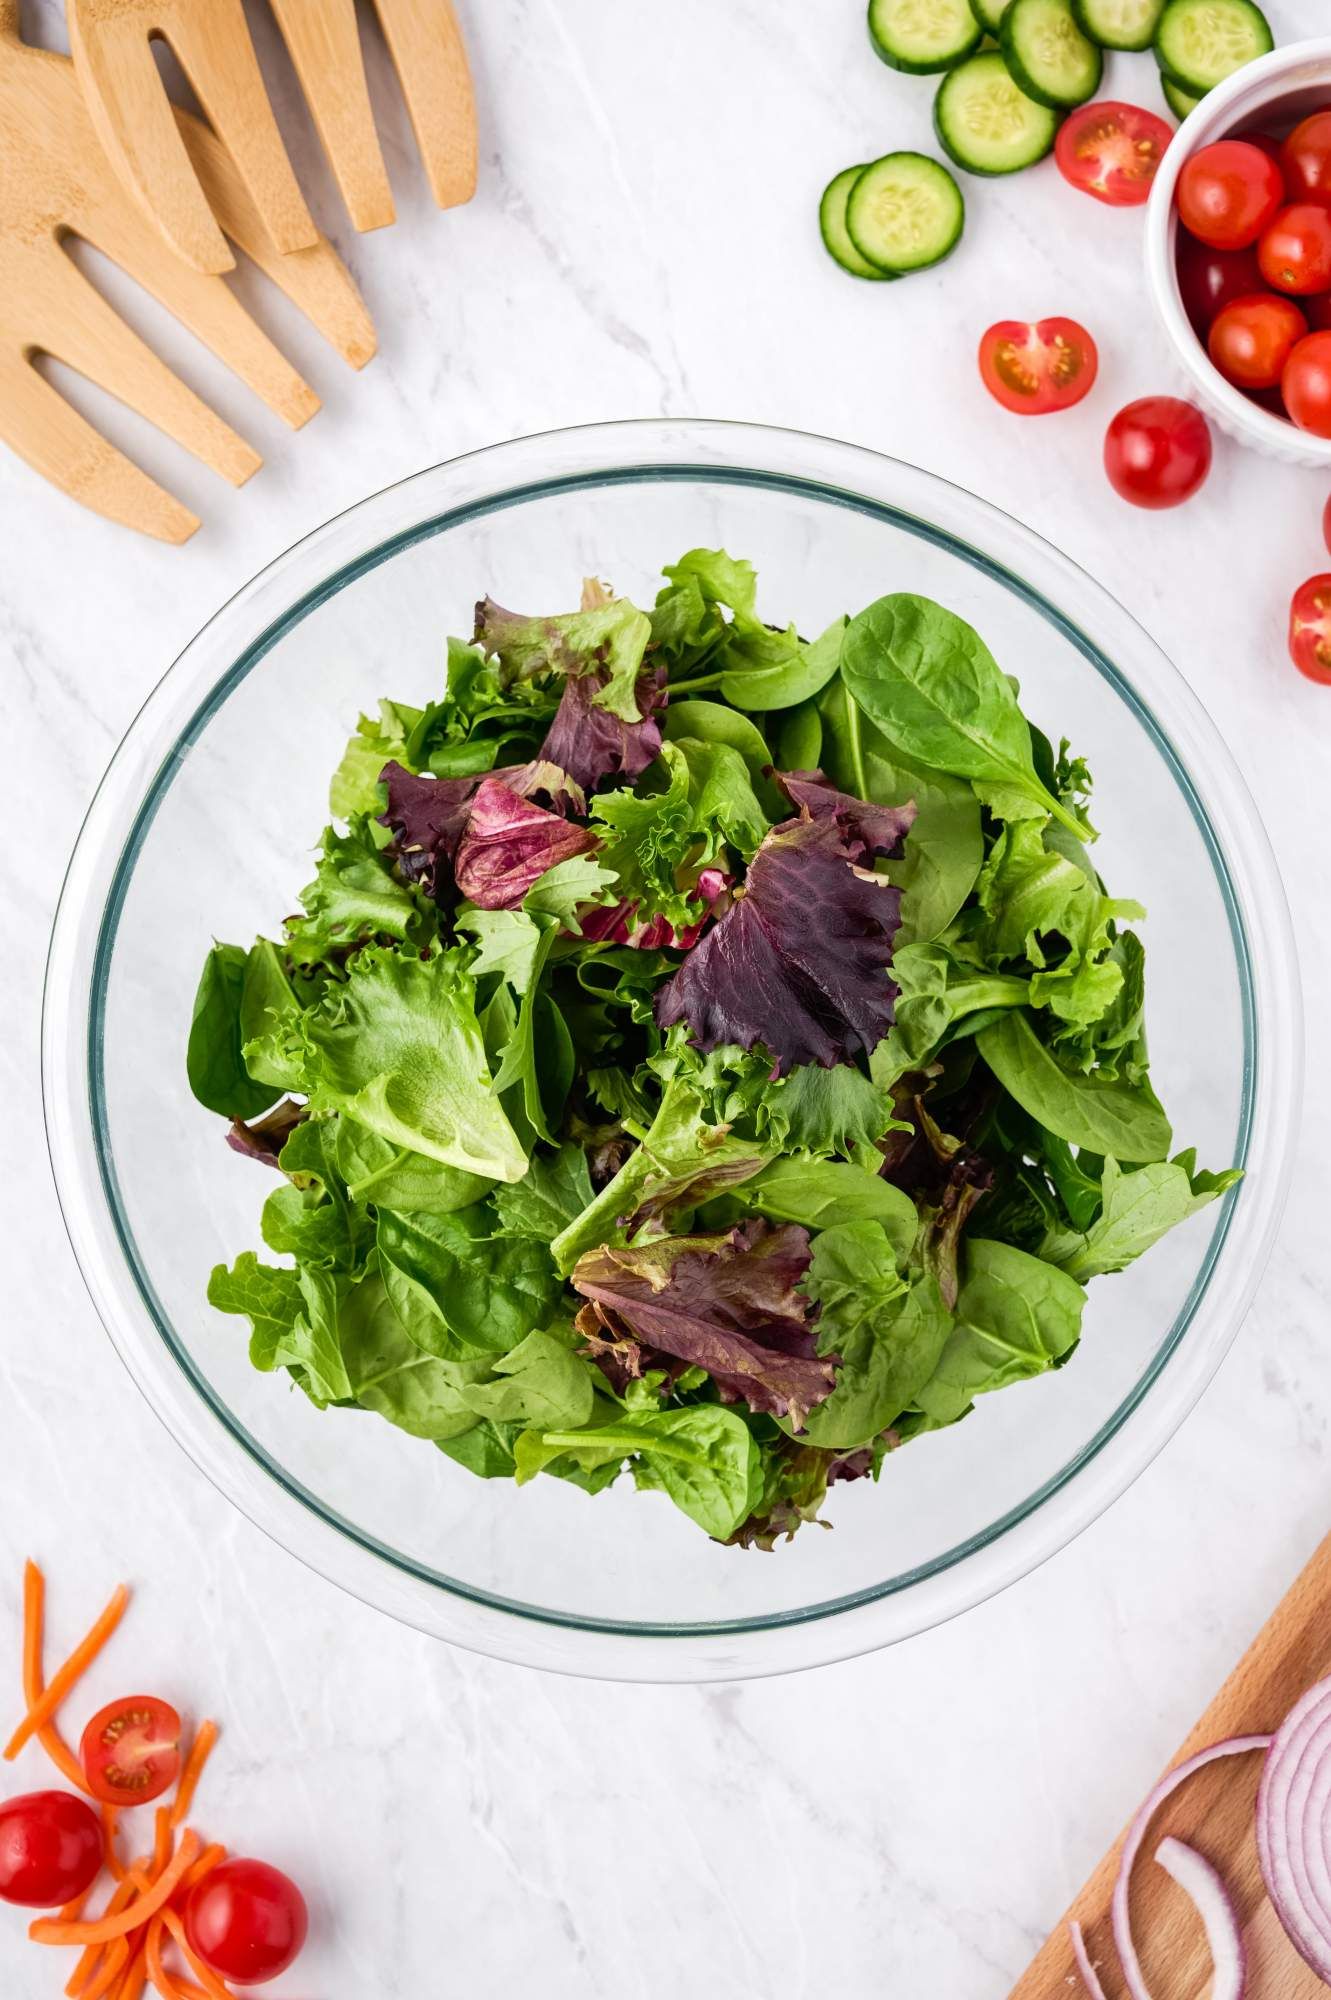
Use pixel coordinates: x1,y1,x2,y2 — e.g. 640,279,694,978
1305,292,1331,332
1176,234,1264,333
0,1792,103,1908
1281,111,1331,207
1055,101,1172,206
1177,140,1285,249
977,318,1099,414
185,1858,308,1987
1289,574,1331,684
1259,204,1331,294
1282,331,1331,436
1104,397,1211,508
1207,293,1308,389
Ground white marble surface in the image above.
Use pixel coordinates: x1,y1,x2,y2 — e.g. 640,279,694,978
3,0,1330,1991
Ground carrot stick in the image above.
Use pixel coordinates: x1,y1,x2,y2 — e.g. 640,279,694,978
18,1562,91,1792
169,1722,218,1831
83,1938,130,2000
6,1578,129,1760
58,1885,94,1922
31,1831,199,1946
153,1808,173,1874
115,1944,149,2000
173,1844,226,1900
102,1804,126,1881
159,1912,237,2000
65,1879,139,1997
143,1914,187,2000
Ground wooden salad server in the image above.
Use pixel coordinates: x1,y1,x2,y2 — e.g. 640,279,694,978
0,6,375,542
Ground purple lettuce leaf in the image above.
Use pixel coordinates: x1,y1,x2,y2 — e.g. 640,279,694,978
654,812,904,1074
226,1098,307,1168
774,770,917,863
571,1219,836,1428
538,661,666,795
453,776,600,910
576,866,730,951
379,759,585,903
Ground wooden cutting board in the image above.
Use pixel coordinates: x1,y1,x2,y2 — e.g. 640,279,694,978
1009,1532,1331,2000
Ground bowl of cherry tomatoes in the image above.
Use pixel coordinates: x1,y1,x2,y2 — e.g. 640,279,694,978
1146,38,1331,465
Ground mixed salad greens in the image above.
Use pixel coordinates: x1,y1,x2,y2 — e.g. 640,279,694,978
187,551,1238,1549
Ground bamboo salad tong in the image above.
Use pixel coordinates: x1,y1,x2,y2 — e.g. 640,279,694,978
0,0,477,541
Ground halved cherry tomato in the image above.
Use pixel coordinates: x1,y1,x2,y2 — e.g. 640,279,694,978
1259,204,1331,294
79,1695,181,1807
1177,140,1285,249
1104,397,1211,509
1282,112,1331,208
0,1791,103,1908
185,1858,308,1987
1289,574,1331,684
1208,293,1308,389
977,317,1098,415
1282,331,1331,436
1175,234,1264,333
1055,101,1172,206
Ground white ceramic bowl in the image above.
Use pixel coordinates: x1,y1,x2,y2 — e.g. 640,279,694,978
1146,38,1331,466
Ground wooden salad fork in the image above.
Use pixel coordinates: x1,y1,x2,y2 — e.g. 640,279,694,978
69,0,478,273
0,6,375,542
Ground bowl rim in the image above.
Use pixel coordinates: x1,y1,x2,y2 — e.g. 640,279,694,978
42,418,1303,1680
1145,37,1331,464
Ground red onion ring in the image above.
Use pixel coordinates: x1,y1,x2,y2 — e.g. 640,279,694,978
1256,1673,1331,1981
1069,1919,1110,2000
1111,1734,1271,2000
1155,1836,1245,1998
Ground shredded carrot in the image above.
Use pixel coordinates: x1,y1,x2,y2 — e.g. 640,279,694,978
6,1577,129,1761
31,1831,200,1946
18,1561,92,1791
144,1913,187,2000
65,1878,139,1997
176,1844,225,1895
83,1938,130,2000
159,1911,237,2000
153,1807,173,1874
100,1803,126,1882
58,1885,94,1923
169,1722,218,1831
114,1944,149,2000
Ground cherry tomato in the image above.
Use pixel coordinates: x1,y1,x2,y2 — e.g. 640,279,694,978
1241,131,1285,166
1259,205,1331,294
1289,573,1331,684
80,1696,181,1807
1176,139,1285,249
1055,101,1172,206
0,1791,103,1908
185,1858,308,1987
1282,111,1331,208
977,318,1098,415
1104,396,1211,509
1175,234,1264,333
1283,331,1331,436
1207,293,1308,389
1305,293,1331,332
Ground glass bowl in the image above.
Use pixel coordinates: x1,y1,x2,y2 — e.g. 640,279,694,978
43,420,1300,1682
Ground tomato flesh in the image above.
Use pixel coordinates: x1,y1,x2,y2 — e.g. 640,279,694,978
1282,331,1331,437
1055,101,1172,207
185,1858,308,1987
1290,574,1331,684
1176,234,1264,333
1282,112,1331,208
0,1791,103,1908
978,317,1098,415
80,1696,181,1807
1104,397,1211,509
1177,140,1286,249
1207,293,1307,390
1259,204,1331,295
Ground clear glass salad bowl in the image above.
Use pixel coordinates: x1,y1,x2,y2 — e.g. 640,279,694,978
44,420,1300,1682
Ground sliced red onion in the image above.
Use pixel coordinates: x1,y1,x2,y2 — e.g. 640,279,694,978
1069,1919,1110,2000
1155,1836,1245,1998
1256,1673,1331,1981
1111,1734,1271,2000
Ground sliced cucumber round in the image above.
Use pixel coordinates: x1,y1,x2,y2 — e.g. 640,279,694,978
1161,73,1204,118
1001,0,1103,108
969,0,1014,30
1153,0,1273,95
845,152,965,274
1071,0,1164,51
820,166,895,280
869,0,982,72
935,50,1059,174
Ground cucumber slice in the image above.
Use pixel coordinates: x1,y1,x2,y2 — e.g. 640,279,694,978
1070,0,1164,51
845,152,965,273
820,166,895,280
869,0,982,72
935,51,1059,174
969,0,1014,30
1000,0,1103,108
1153,0,1273,95
1161,73,1204,118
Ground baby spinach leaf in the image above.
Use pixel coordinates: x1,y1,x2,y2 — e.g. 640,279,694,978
376,1205,562,1360
493,1145,596,1240
338,1274,490,1439
435,1420,523,1479
720,615,847,711
1048,1155,1241,1283
795,1225,952,1450
773,699,823,772
745,1159,917,1257
334,1118,494,1215
515,1404,762,1541
912,1238,1085,1426
978,1011,1172,1162
187,944,281,1120
459,1328,597,1430
841,595,1090,842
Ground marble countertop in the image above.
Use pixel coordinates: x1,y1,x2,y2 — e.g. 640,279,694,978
4,0,1329,1991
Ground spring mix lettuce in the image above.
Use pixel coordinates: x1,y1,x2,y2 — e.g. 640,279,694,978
187,554,1240,1548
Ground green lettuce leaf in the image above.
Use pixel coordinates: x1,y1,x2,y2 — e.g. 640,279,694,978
795,1226,953,1450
